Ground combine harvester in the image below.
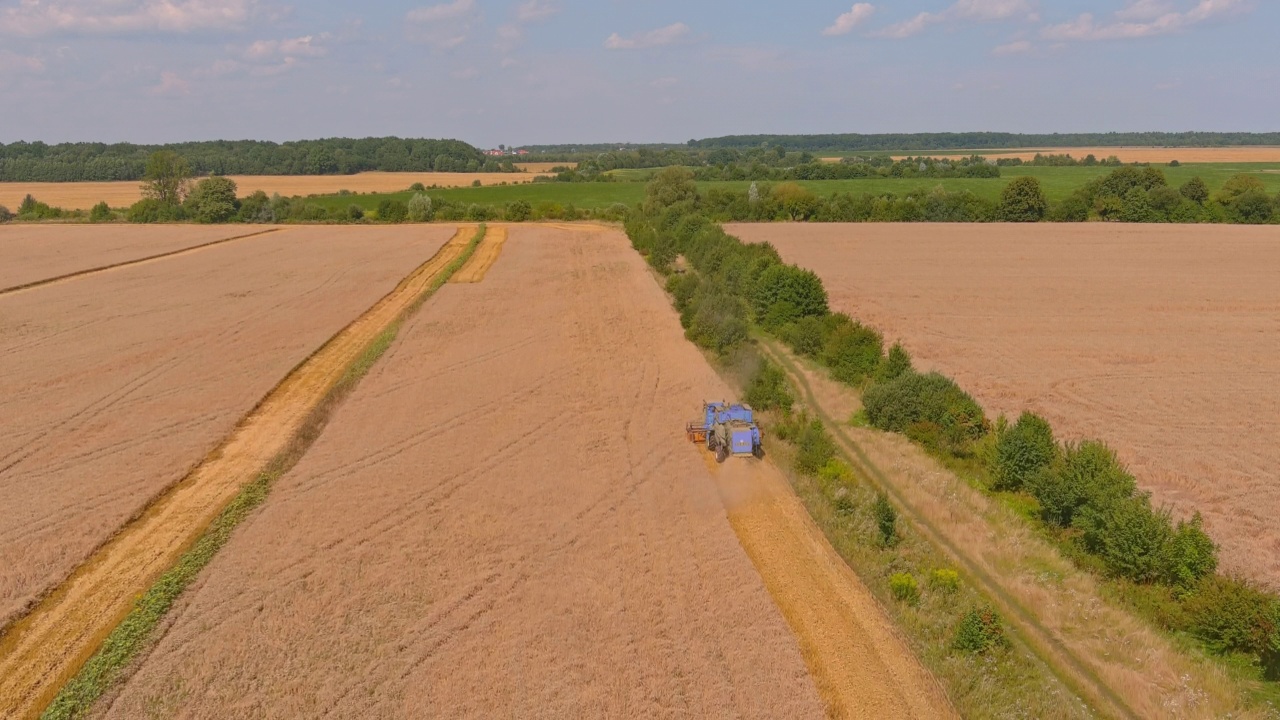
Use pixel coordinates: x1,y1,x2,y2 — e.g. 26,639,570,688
686,401,764,462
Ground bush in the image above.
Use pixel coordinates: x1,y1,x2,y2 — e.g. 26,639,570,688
407,193,433,222
875,343,913,382
346,204,365,221
377,198,408,223
752,264,828,321
821,317,883,386
88,201,111,223
237,191,273,223
889,573,920,605
863,371,987,453
930,568,961,594
1026,440,1135,528
1180,177,1209,205
1183,576,1280,664
1076,494,1172,584
997,176,1048,222
953,606,1009,653
185,176,238,223
782,315,826,358
665,273,701,314
408,182,426,192
465,204,492,222
745,360,794,412
0,205,11,222
1163,513,1218,590
126,198,183,223
17,194,63,220
686,288,749,354
505,199,532,222
873,492,898,546
990,411,1056,491
793,418,837,476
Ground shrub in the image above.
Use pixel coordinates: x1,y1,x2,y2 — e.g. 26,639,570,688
686,289,749,354
760,300,800,331
930,568,961,594
237,191,273,222
997,176,1048,222
471,179,482,187
890,573,920,605
665,273,701,313
752,264,828,321
745,360,794,412
990,411,1057,491
821,318,883,386
377,199,409,223
0,205,11,222
1162,513,1218,590
346,204,365,221
873,492,898,546
126,198,183,223
465,204,492,222
1183,576,1280,662
793,419,837,476
875,343,913,382
407,193,433,222
863,371,987,453
88,201,111,223
1027,440,1135,528
505,199,532,222
408,182,426,192
953,606,1009,653
783,315,826,358
17,194,63,220
1076,494,1172,584
1179,177,1209,205
185,176,238,223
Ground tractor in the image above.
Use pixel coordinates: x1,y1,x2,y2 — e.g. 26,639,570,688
686,401,764,462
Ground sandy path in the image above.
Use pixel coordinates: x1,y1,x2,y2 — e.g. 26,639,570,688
450,225,508,283
1,171,552,210
732,222,1280,588
0,226,465,718
0,225,264,290
98,225,843,719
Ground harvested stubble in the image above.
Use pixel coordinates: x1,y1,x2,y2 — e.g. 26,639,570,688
0,225,469,718
0,226,455,630
450,225,508,283
0,225,259,290
97,226,946,718
731,222,1280,588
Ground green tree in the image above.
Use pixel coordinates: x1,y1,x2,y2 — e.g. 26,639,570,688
997,176,1048,222
875,343,913,382
1027,440,1136,528
1076,494,1172,583
505,199,532,222
185,176,238,223
752,264,828,321
772,182,821,220
643,167,699,213
0,205,11,223
141,150,191,206
407,193,434,222
1179,176,1209,205
1162,513,1217,590
991,411,1057,492
873,492,898,546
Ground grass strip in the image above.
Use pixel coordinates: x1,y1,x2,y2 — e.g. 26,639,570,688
41,225,486,720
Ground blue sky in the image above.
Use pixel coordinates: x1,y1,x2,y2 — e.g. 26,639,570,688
0,0,1275,146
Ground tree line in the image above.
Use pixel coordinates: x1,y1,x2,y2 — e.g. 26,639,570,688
688,132,1280,152
0,137,511,182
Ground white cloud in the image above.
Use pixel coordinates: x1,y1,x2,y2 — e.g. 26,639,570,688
992,39,1032,54
823,3,876,36
0,0,263,36
0,49,45,73
149,70,190,95
604,22,690,50
1042,0,1249,41
406,0,473,24
875,0,1035,38
244,34,327,61
515,0,560,23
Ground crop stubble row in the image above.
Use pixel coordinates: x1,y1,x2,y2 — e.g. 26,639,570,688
0,225,466,717
733,222,1280,587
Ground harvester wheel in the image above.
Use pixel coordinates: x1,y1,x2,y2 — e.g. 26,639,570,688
716,444,729,464
753,445,764,459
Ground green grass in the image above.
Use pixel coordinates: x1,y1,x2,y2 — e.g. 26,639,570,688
40,226,487,720
299,163,1280,211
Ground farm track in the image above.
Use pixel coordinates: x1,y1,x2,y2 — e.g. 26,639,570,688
0,226,478,720
0,228,281,296
450,225,508,283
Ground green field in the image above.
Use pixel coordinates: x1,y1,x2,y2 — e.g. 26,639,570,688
303,163,1280,211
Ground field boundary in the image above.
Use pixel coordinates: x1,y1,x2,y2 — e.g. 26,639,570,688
0,227,282,296
0,225,484,720
759,338,1140,719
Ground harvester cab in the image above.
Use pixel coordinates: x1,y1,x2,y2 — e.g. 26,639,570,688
685,401,764,463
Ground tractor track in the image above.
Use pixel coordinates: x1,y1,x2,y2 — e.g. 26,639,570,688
0,228,282,297
0,225,479,720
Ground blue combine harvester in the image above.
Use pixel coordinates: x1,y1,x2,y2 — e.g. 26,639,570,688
686,401,764,462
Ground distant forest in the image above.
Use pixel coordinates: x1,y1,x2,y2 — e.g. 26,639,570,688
688,132,1280,152
0,138,507,182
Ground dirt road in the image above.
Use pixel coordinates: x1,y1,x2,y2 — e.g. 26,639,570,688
91,225,930,719
0,227,471,718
